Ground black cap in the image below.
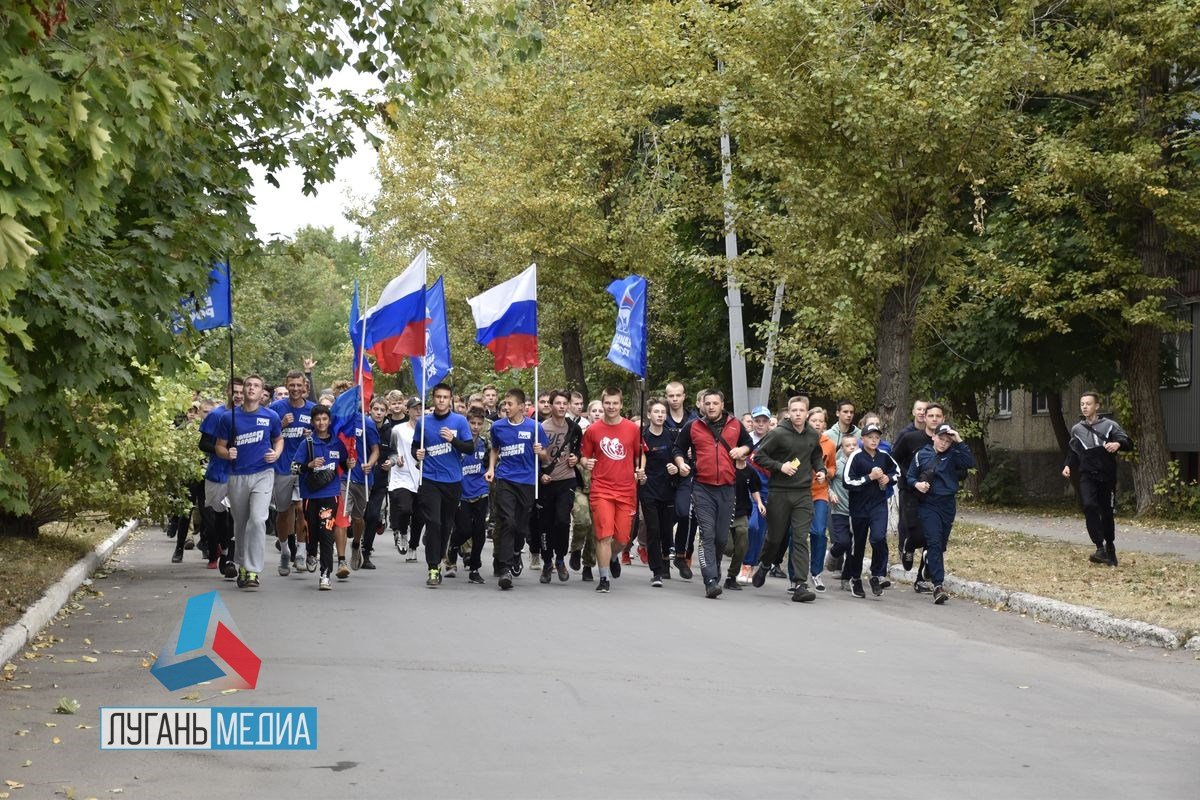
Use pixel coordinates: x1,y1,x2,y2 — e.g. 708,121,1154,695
862,423,883,436
406,397,422,409
935,423,954,436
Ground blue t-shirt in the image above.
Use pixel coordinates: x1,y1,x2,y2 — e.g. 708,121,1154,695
414,412,473,484
216,405,282,475
347,419,380,485
269,398,314,476
460,435,490,500
200,404,229,484
293,434,345,500
490,416,549,486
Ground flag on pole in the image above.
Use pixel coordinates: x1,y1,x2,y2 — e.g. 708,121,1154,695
329,384,362,440
409,275,452,388
467,264,538,371
365,249,428,372
172,262,232,333
604,275,648,378
349,280,374,400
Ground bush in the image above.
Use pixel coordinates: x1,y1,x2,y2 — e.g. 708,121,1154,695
978,448,1024,506
1151,460,1200,519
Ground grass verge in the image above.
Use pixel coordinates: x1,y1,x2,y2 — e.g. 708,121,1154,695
940,523,1200,636
0,520,116,630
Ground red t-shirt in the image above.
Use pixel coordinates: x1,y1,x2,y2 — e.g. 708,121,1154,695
582,418,643,501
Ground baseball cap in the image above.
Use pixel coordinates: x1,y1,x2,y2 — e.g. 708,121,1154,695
935,423,955,436
862,423,883,436
751,405,771,419
406,397,422,409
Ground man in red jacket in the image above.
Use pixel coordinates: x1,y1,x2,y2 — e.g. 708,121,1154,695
672,389,753,599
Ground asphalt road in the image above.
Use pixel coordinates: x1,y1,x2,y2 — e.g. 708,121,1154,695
2,527,1198,799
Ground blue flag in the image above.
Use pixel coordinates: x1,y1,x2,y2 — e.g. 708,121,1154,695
172,262,232,333
605,275,647,378
409,276,452,389
349,281,374,398
329,385,361,440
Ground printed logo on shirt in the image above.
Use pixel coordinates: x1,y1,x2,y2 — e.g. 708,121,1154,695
518,430,531,440
426,442,453,457
235,431,264,446
256,417,270,427
600,436,627,461
499,443,526,458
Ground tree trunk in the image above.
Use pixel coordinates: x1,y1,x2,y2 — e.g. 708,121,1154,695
561,324,588,402
1123,211,1171,515
949,390,989,493
874,280,920,437
1046,389,1081,506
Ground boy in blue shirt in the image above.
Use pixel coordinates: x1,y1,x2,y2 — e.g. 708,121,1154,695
908,423,975,604
487,388,550,590
842,423,900,599
446,408,491,584
413,382,473,587
268,370,314,576
197,379,242,576
294,404,349,591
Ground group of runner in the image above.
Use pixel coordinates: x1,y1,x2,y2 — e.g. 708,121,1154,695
173,367,1001,606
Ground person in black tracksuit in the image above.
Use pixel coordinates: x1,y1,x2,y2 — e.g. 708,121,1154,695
842,423,900,598
908,424,974,605
1061,392,1133,566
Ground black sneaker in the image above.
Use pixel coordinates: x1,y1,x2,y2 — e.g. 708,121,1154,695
673,556,692,580
1088,547,1108,564
651,574,663,588
914,580,934,594
582,566,593,582
539,565,552,584
222,560,238,580
704,581,723,599
468,570,485,584
902,549,915,571
1105,541,1118,567
869,576,884,596
557,562,569,582
236,567,248,588
769,565,787,580
245,572,260,590
751,563,770,588
933,585,948,604
360,557,376,570
569,550,582,571
498,570,514,590
171,548,184,564
511,553,524,577
609,556,622,579
723,576,742,591
596,577,610,593
850,579,866,598
879,578,892,589
792,585,817,603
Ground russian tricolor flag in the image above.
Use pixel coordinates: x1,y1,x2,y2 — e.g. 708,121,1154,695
365,250,428,372
467,264,538,371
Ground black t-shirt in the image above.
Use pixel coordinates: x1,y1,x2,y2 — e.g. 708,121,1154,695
639,427,676,502
892,428,934,485
734,465,762,518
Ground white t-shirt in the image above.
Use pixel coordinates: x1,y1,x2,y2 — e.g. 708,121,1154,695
388,422,421,492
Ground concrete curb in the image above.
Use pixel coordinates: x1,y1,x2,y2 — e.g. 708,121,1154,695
886,564,1184,649
0,519,139,666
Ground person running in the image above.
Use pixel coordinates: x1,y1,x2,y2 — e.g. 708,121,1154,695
358,397,391,570
447,408,491,584
826,435,857,579
486,388,550,590
538,390,582,583
909,422,975,604
724,455,765,592
344,397,381,573
739,406,774,584
672,389,751,599
413,383,473,587
805,407,838,593
198,380,242,576
892,401,945,573
824,399,861,449
214,375,283,590
842,423,900,598
294,405,348,590
663,380,699,579
749,396,828,603
1062,392,1133,567
639,398,678,586
389,397,425,563
268,370,314,577
581,387,643,593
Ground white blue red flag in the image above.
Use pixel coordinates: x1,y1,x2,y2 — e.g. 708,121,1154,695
365,250,427,372
409,275,452,388
467,264,538,371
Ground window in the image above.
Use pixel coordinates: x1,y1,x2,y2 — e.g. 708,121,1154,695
995,388,1012,417
1031,392,1050,415
1162,305,1193,388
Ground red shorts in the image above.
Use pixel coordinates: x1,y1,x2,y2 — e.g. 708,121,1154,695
334,491,350,529
590,494,637,546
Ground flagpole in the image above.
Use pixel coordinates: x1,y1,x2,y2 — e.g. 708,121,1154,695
226,259,237,449
419,353,427,488
533,365,539,502
359,282,370,493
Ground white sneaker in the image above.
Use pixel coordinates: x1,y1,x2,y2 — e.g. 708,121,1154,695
736,565,752,585
530,553,542,572
319,575,331,591
404,549,418,562
278,551,290,577
812,574,826,593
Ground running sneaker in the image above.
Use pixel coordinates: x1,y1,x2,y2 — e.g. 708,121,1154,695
1105,542,1118,567
361,557,376,570
704,580,723,599
840,579,851,592
880,578,892,589
245,572,260,590
596,577,611,593
351,542,363,570
751,563,770,588
850,579,866,599
933,585,948,605
539,565,552,584
171,548,183,564
812,574,826,593
530,553,543,572
609,556,622,579
902,549,915,571
460,538,472,557
769,565,787,579
792,584,816,602
319,575,331,591
442,562,457,579
291,559,303,574
427,568,440,587
914,580,934,594
869,576,884,597
620,550,632,566
206,556,219,570
184,535,195,551
468,570,485,585
787,582,799,593
723,576,742,591
637,544,648,565
278,551,290,577
737,564,752,585
405,550,418,563
673,556,693,580
557,562,569,582
236,567,248,588
223,561,238,580
825,552,840,573
511,553,524,577
336,560,350,580
581,566,593,582
651,574,663,588
394,531,404,554
306,553,318,572
499,570,514,590
569,550,582,571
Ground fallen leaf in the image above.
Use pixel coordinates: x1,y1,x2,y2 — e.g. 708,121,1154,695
20,761,30,768
52,736,61,744
4,781,23,789
219,689,237,695
83,639,92,646
15,730,29,736
76,724,92,730
56,697,80,715
63,659,79,664
80,656,98,664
